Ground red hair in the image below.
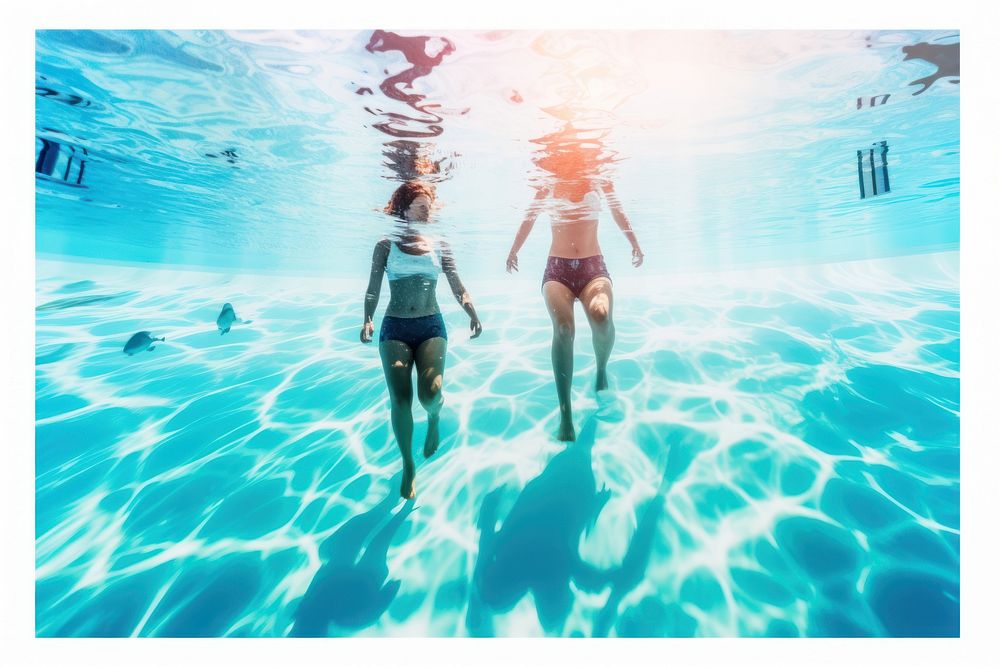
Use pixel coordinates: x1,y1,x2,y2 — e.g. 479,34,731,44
384,181,436,219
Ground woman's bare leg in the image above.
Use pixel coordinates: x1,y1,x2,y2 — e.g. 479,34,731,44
414,336,447,458
380,340,416,498
579,277,615,392
543,280,578,441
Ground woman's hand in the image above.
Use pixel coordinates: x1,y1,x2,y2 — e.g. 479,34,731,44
360,320,374,343
470,316,483,339
631,244,644,268
506,252,519,273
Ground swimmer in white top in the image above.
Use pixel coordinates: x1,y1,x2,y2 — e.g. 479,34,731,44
362,181,483,499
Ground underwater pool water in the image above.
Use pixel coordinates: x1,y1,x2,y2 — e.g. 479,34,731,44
35,29,959,637
35,252,959,637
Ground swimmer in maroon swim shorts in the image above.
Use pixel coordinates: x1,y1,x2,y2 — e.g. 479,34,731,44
541,255,613,298
505,125,644,441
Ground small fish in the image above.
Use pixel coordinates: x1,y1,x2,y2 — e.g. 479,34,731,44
216,302,252,335
123,331,165,356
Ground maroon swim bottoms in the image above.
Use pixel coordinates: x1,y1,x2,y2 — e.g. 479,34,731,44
541,255,612,298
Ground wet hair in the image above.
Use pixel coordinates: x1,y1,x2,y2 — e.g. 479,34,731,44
384,181,436,220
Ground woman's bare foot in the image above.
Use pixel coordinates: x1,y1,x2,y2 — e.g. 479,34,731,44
401,461,416,499
595,369,609,392
423,413,440,459
557,415,576,442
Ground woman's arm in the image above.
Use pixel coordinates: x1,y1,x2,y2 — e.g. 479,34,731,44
361,239,390,342
600,180,644,267
441,242,482,338
506,186,549,272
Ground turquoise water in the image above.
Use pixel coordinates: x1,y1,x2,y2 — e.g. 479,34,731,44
35,254,959,637
35,29,959,637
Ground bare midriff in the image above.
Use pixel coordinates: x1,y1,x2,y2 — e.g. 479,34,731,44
548,217,602,259
385,275,441,318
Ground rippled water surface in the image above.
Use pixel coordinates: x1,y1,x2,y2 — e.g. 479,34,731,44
35,30,959,274
35,253,959,637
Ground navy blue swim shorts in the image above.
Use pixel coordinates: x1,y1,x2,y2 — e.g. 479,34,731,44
379,312,448,349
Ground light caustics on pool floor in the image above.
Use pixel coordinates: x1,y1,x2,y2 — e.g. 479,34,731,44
34,251,958,637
